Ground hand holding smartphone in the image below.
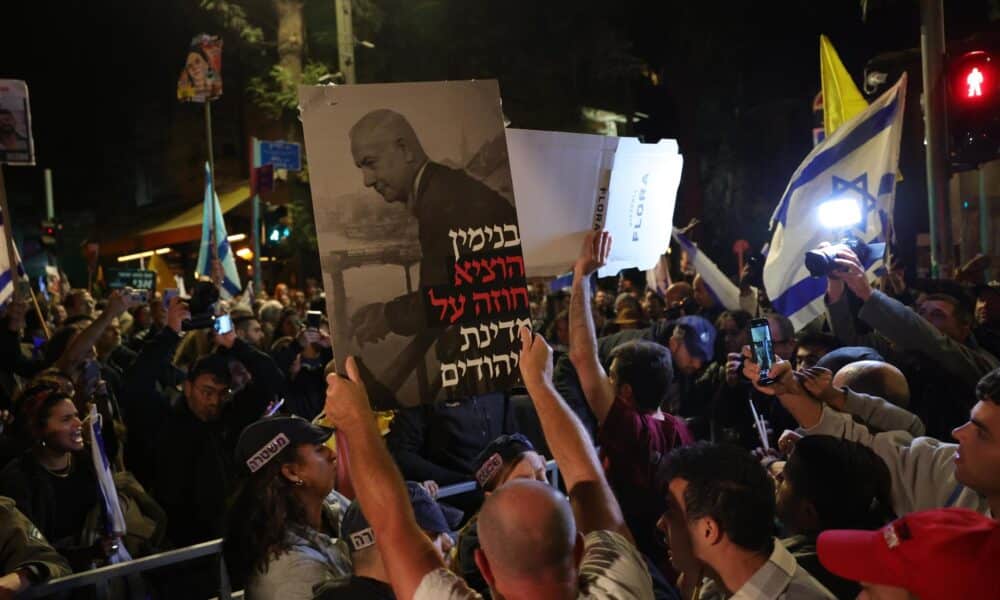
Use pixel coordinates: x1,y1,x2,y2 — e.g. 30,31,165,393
749,318,776,385
214,314,234,335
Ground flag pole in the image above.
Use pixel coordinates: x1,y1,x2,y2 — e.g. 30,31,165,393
205,101,218,264
0,166,48,338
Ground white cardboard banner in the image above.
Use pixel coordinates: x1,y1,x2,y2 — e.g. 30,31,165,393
506,129,682,278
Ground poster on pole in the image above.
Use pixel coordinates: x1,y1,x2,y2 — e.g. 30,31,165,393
300,80,529,407
0,80,35,166
177,34,223,103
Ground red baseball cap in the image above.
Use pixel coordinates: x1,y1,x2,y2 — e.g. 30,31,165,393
817,508,1000,600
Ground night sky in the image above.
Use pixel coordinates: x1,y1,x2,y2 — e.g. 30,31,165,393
1,0,995,274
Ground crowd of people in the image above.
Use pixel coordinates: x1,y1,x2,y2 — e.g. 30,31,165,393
0,229,999,600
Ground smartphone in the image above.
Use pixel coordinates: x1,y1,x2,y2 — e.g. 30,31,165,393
749,318,776,385
163,288,179,306
306,310,323,330
125,288,149,304
214,314,234,335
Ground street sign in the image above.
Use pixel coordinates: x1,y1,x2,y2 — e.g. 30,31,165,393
260,141,302,171
107,269,157,291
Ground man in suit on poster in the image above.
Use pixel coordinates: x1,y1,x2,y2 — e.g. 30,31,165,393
348,108,518,346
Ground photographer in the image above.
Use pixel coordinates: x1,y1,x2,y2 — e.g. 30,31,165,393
823,246,998,438
271,312,333,420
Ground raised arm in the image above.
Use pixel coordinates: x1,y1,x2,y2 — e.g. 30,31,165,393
832,249,996,383
55,291,136,372
740,350,823,429
797,368,925,437
324,357,442,600
519,327,631,541
568,230,616,424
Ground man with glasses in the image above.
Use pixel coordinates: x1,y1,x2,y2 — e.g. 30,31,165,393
151,328,287,550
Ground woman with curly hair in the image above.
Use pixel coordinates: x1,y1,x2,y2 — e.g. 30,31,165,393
224,416,351,599
0,376,121,571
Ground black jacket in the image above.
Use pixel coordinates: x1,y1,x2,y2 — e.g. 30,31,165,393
386,392,514,486
119,328,185,487
272,339,333,420
151,340,280,548
0,451,100,569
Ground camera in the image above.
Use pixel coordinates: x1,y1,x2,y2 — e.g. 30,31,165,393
804,237,879,278
182,281,221,331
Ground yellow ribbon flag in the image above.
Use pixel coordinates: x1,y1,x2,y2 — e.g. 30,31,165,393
820,35,869,136
147,253,175,294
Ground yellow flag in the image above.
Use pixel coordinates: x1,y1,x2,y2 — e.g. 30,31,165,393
147,253,175,294
820,35,869,136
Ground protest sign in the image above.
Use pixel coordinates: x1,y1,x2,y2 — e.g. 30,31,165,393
300,80,529,407
0,80,35,166
505,129,683,278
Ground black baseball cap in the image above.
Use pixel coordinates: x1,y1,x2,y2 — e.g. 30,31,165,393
473,433,536,490
340,482,461,552
235,416,333,474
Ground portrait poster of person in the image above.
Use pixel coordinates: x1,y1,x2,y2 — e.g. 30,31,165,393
176,34,223,103
299,80,530,407
0,79,35,165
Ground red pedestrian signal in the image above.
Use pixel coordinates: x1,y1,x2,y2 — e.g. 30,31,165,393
947,49,1000,167
966,66,984,97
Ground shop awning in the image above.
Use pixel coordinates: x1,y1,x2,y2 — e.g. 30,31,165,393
101,183,252,256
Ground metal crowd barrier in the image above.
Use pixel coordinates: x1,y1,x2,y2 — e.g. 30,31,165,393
21,539,233,599
24,460,560,598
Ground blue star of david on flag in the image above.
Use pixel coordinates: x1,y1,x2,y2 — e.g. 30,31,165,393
763,73,907,331
831,173,878,234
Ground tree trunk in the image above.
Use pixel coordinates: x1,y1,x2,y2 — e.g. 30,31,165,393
274,0,304,85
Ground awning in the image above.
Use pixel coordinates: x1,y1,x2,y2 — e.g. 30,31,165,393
101,183,252,256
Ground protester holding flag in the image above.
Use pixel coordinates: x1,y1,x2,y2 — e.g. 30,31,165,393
0,383,119,571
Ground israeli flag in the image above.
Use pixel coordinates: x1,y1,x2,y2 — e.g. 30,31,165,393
672,229,741,311
0,207,25,307
764,74,906,331
196,162,241,298
87,404,132,563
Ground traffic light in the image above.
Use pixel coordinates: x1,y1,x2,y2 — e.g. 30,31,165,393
947,47,1000,167
264,205,291,245
39,219,61,250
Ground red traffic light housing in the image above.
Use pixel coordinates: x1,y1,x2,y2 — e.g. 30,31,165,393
40,219,62,249
947,47,1000,168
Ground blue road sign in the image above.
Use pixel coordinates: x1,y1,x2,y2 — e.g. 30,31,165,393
259,141,302,171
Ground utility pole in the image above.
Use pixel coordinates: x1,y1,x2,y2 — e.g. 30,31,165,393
980,168,992,281
335,0,356,84
920,0,952,277
44,169,54,219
